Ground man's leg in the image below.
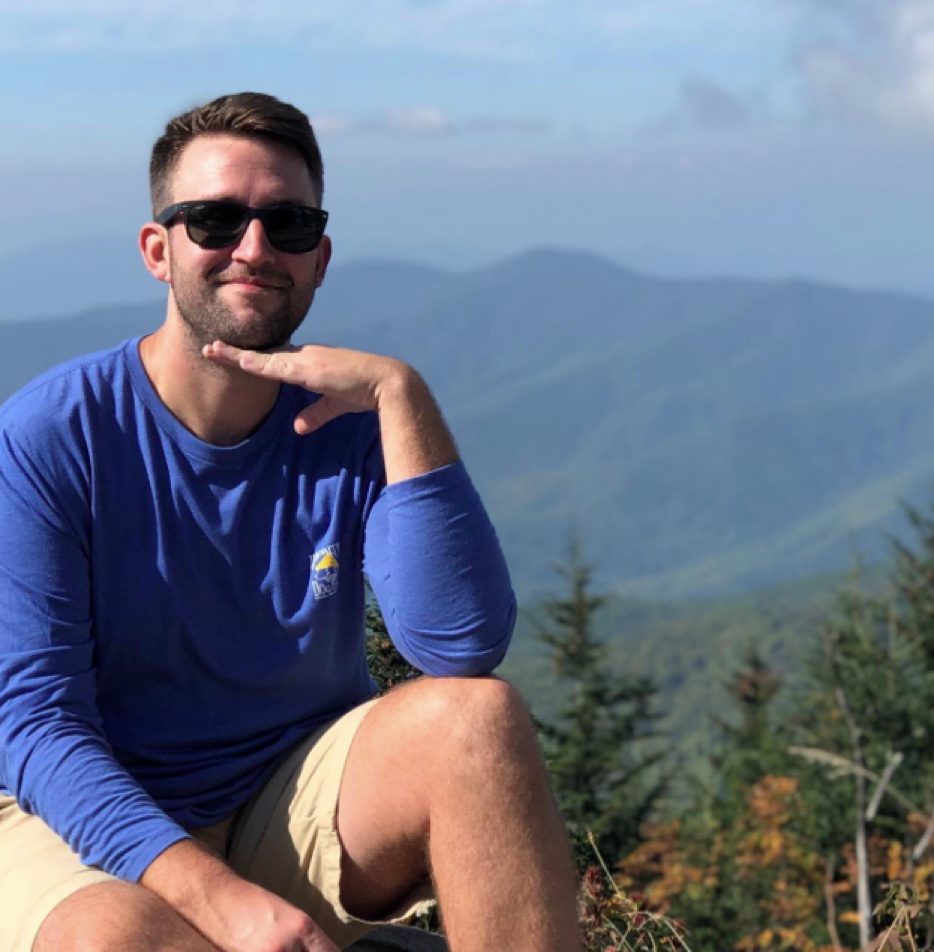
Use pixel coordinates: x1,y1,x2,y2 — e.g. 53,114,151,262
0,794,221,952
336,676,582,952
34,881,220,952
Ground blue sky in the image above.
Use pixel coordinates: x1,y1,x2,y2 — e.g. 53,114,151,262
2,0,934,295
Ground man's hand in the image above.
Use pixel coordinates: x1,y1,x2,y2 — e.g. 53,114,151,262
203,340,459,484
189,873,339,952
142,840,338,952
203,340,405,436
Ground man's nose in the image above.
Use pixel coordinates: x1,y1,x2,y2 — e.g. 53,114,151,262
232,217,276,264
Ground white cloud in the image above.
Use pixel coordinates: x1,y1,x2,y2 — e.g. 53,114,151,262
383,108,451,135
311,115,357,138
793,0,934,130
311,108,548,139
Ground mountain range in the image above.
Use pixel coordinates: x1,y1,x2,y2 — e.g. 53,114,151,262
2,242,934,598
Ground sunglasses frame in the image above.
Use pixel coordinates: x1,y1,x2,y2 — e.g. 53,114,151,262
156,200,329,254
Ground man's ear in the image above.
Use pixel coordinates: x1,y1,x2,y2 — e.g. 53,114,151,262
140,223,171,284
314,235,332,289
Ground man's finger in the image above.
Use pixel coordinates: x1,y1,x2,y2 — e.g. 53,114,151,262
203,341,303,382
293,399,343,435
301,924,340,951
303,937,340,952
240,350,292,379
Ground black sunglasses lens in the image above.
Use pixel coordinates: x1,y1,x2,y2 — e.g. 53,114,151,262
263,206,324,253
186,203,249,248
182,202,325,252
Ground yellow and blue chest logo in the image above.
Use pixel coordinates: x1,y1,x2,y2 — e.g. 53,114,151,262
311,544,340,599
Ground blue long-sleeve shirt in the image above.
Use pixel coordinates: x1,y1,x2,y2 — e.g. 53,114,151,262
0,337,515,882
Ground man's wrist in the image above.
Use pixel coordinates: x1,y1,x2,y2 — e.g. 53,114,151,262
374,363,459,484
372,358,422,413
141,837,235,915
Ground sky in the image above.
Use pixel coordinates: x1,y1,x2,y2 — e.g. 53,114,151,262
2,0,934,296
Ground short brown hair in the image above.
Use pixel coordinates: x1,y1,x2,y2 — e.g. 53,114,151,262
149,92,324,214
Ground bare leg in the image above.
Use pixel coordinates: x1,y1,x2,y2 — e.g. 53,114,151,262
35,880,221,952
337,677,582,952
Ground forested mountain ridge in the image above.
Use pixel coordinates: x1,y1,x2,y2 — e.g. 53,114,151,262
2,246,933,597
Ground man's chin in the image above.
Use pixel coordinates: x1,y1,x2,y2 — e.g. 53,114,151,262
223,313,303,351
235,333,294,352
176,289,310,352
179,315,293,353
216,328,294,351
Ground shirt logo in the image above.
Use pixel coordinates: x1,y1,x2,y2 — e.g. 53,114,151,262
311,544,340,599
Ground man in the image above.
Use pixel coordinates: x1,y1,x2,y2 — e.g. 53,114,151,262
0,92,581,952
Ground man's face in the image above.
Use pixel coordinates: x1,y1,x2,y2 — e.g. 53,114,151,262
161,134,328,351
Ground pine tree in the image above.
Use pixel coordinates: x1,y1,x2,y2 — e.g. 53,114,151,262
893,503,934,671
536,539,668,863
620,650,835,950
712,648,789,815
791,582,934,947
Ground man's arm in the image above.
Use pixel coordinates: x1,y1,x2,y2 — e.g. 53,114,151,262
363,461,516,676
203,340,517,676
202,341,458,483
142,840,338,951
0,423,338,952
0,428,191,881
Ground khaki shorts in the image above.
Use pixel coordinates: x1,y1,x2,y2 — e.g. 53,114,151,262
0,697,434,951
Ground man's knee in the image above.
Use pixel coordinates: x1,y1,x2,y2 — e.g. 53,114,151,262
35,880,213,952
400,676,539,764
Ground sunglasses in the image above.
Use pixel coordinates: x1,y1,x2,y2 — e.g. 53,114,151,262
156,200,329,254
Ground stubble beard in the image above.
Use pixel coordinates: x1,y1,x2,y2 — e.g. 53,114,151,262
172,269,316,352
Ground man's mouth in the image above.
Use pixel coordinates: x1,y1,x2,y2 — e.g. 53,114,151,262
221,278,286,291
215,268,290,291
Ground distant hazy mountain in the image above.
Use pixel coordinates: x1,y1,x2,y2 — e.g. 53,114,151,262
2,247,933,599
0,236,163,321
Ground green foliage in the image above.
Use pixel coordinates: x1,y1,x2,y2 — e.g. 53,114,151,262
502,563,892,796
618,647,835,950
892,502,934,690
535,540,668,863
794,586,934,857
776,517,934,948
871,882,934,951
365,600,422,695
711,648,791,812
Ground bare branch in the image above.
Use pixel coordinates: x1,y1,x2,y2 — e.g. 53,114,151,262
824,856,844,952
913,812,934,862
830,680,871,951
788,746,923,817
867,752,905,822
